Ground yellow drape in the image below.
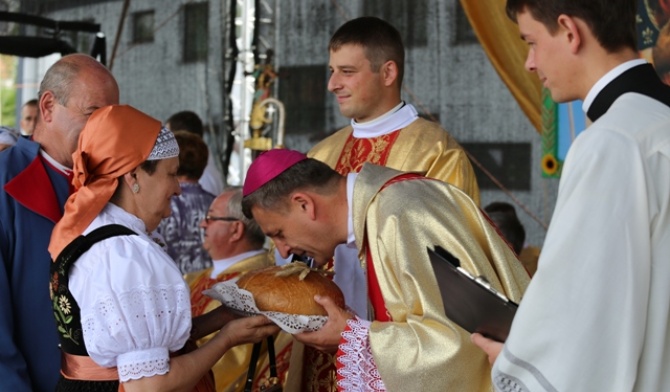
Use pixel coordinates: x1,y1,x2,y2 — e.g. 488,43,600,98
460,0,542,133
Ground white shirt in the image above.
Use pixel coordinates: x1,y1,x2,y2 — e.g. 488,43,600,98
69,203,192,382
210,249,266,278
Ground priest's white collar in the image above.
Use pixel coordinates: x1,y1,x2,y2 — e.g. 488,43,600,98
351,101,418,138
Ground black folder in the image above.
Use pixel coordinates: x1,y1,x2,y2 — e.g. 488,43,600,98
428,246,518,342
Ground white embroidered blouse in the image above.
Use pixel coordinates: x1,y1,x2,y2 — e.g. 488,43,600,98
68,203,192,382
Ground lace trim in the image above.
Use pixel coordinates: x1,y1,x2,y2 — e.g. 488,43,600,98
81,284,191,370
336,317,386,391
117,347,170,382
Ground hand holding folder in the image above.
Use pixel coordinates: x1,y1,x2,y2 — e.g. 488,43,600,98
428,246,518,342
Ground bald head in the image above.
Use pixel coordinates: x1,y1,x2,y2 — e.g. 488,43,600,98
35,54,119,167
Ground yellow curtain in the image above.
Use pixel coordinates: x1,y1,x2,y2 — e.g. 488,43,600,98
460,0,542,133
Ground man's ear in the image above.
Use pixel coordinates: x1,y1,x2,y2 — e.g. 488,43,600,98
39,91,56,123
230,222,245,242
557,14,582,54
290,192,316,220
381,60,399,87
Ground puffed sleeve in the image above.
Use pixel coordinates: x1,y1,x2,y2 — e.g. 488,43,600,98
69,235,192,382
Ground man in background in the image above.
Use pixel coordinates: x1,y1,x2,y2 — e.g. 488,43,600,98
0,54,119,392
19,99,38,136
185,187,277,391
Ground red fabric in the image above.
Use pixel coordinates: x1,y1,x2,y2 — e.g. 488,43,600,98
335,323,351,386
4,156,63,223
333,130,401,175
365,248,391,322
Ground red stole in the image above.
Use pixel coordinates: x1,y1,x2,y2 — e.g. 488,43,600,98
365,173,426,322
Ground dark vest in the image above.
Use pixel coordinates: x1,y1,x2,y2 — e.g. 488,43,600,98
50,225,137,355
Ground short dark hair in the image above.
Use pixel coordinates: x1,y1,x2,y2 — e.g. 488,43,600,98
329,16,405,87
484,202,526,255
505,0,637,52
22,99,38,108
173,130,208,180
241,158,340,219
166,110,204,137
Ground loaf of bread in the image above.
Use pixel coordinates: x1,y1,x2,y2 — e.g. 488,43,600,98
236,264,345,316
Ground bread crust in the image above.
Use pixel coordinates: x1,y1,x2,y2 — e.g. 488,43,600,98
237,265,345,315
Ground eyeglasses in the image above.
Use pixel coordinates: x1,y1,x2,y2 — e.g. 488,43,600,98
204,215,240,224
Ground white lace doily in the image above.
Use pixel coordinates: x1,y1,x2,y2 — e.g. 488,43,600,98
203,279,328,334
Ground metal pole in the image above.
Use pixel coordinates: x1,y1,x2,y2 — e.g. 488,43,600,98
237,0,255,183
108,0,131,71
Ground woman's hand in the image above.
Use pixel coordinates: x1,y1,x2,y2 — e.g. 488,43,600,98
220,315,280,347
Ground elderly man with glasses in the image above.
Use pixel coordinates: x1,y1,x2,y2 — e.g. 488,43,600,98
184,186,276,391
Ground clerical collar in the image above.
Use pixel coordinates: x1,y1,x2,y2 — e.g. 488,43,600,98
351,102,418,138
210,249,266,279
582,59,646,117
345,173,357,246
40,148,72,176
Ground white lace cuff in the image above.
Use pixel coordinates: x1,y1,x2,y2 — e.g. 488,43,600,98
117,347,170,382
336,317,386,391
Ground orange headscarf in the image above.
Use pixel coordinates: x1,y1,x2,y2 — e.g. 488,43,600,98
48,105,162,259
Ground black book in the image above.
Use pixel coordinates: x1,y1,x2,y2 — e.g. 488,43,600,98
428,246,518,342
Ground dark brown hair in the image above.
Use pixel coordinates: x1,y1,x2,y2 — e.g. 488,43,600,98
173,130,208,180
505,0,637,52
329,16,405,87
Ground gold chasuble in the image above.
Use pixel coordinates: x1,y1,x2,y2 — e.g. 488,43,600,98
184,252,281,392
355,164,528,391
309,118,480,204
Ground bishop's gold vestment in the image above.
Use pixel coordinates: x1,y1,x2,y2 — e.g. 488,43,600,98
349,164,529,391
286,117,482,391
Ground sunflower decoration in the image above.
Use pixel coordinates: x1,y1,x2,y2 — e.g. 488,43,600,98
541,153,560,177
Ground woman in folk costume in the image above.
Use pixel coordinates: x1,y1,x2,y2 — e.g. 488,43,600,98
48,105,278,392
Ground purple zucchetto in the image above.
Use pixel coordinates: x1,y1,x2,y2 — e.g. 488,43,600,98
242,149,308,197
